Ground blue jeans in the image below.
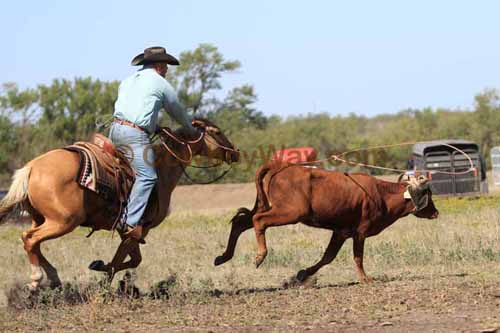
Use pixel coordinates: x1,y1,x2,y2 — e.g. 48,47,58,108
109,123,157,227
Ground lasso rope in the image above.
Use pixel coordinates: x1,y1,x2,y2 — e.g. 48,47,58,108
296,141,476,176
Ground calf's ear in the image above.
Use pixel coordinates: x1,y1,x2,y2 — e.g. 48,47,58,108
398,173,410,183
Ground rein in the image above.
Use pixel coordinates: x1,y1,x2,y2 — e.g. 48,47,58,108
157,126,236,184
182,164,233,185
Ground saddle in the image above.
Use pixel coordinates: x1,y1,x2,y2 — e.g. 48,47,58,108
65,134,135,225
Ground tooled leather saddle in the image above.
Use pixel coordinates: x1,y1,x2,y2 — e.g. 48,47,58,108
64,134,135,227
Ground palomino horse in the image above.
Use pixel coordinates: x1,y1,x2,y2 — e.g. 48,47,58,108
0,119,239,290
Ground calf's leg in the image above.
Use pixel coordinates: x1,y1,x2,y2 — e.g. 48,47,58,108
353,235,372,283
252,207,301,268
214,208,254,266
296,232,347,282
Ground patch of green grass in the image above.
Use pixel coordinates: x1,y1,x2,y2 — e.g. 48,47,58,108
434,195,500,215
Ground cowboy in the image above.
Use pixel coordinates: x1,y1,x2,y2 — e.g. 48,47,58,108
110,46,197,241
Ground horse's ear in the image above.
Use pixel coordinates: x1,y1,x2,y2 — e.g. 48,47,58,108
206,126,221,134
192,119,205,128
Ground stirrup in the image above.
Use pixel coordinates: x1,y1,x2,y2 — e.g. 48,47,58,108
116,219,129,234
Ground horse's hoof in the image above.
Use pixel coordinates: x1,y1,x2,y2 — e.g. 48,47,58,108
88,260,107,272
296,270,309,282
49,281,63,289
214,255,228,266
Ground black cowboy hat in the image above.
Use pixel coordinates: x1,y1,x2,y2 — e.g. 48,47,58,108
131,46,180,66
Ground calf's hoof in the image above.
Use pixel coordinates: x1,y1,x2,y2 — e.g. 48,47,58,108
214,255,229,266
361,276,374,284
296,270,309,283
88,260,107,272
255,255,266,268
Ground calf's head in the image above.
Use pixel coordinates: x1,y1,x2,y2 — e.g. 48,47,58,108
403,175,439,219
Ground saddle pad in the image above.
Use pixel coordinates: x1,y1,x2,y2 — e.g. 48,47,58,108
65,146,118,202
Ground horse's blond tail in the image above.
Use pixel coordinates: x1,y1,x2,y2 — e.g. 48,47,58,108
0,166,31,224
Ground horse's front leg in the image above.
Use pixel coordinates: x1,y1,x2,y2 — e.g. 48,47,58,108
89,238,141,282
110,239,143,276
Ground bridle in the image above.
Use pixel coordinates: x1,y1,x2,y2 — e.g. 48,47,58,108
156,126,237,184
158,127,204,164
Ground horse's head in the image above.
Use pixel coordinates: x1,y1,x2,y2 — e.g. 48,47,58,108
192,118,240,164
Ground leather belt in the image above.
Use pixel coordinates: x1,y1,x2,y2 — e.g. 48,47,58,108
113,118,149,133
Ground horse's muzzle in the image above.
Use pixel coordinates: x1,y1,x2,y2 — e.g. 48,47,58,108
227,150,240,163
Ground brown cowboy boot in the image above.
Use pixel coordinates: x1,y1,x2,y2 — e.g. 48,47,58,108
123,225,145,244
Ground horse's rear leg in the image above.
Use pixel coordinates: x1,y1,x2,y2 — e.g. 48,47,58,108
25,215,61,288
31,243,62,288
22,219,77,290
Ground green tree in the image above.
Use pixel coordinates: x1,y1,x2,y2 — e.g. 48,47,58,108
209,85,267,134
473,89,500,156
0,83,39,166
37,77,119,147
0,115,18,174
168,43,241,116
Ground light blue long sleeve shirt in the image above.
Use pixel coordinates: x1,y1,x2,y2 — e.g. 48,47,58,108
113,68,195,134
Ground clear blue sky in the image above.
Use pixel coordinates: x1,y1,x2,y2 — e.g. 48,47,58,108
1,0,500,117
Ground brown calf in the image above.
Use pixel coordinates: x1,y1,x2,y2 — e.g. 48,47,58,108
215,162,438,283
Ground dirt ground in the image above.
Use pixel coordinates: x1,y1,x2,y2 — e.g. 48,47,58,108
2,273,499,332
118,274,500,333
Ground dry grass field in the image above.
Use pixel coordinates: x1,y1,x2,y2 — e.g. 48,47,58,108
0,182,499,332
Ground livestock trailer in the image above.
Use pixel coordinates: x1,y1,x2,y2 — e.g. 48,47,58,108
409,140,487,196
490,146,500,185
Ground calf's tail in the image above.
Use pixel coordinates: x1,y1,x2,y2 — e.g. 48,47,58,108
255,165,272,211
0,166,31,224
230,207,255,227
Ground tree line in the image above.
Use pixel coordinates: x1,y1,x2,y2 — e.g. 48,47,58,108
1,44,499,186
